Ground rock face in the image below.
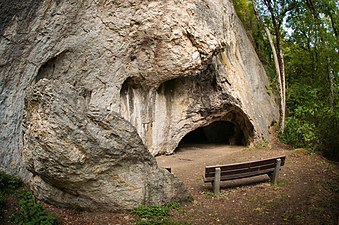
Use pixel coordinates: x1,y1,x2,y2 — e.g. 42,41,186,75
23,79,189,211
0,0,278,210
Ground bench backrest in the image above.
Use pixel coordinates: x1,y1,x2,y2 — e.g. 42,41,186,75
204,156,286,182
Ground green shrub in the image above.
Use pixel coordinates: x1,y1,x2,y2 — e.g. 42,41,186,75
133,202,182,225
326,180,339,193
0,172,60,224
15,190,60,225
0,171,23,192
134,205,170,219
0,171,23,209
280,116,317,151
165,201,181,210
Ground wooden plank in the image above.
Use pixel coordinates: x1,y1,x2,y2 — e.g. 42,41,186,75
204,168,275,182
205,162,277,175
205,156,285,173
205,160,275,173
205,164,276,178
213,167,221,195
268,158,281,184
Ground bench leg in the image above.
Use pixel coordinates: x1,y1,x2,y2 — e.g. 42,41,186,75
213,167,221,195
269,158,281,184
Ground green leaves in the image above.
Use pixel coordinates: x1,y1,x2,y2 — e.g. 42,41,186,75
0,171,23,192
0,171,23,209
133,202,182,225
15,190,60,225
0,172,60,224
234,1,338,160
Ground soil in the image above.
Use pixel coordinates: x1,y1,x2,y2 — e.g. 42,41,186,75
158,144,339,224
1,143,338,225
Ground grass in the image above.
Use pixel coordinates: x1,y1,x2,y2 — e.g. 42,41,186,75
294,212,305,223
275,179,287,187
202,190,217,197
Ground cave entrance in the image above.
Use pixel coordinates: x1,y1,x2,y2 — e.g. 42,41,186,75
179,121,245,147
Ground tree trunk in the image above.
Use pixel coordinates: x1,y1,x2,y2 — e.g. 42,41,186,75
251,0,285,133
279,47,286,133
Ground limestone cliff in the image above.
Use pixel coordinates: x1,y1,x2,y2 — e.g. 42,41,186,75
0,0,278,210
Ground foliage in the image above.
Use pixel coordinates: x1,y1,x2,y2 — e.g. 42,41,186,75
233,0,272,66
134,205,170,219
0,171,23,209
133,202,183,225
0,171,23,192
326,179,339,193
15,190,60,225
234,0,339,161
0,192,5,209
254,140,269,148
202,190,218,197
0,171,60,225
281,0,339,160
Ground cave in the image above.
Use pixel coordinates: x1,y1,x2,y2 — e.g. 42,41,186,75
179,121,245,146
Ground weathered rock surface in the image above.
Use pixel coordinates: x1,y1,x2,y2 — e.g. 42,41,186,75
0,0,278,210
23,79,189,211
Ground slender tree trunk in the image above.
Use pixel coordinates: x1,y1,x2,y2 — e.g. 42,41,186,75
273,24,286,134
265,0,287,134
252,0,285,133
327,57,335,107
279,47,286,132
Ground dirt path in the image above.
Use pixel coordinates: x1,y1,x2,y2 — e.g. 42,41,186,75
13,144,338,225
156,145,339,225
156,144,288,194
157,144,246,169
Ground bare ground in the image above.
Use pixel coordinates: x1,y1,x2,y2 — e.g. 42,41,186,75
2,144,339,224
157,144,339,224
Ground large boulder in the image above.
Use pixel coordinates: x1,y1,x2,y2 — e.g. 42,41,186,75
23,79,189,211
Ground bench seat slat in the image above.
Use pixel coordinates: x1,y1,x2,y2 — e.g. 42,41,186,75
205,156,285,173
204,168,275,182
204,164,276,178
205,161,275,174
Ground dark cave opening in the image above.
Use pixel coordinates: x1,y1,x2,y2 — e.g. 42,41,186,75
179,121,245,146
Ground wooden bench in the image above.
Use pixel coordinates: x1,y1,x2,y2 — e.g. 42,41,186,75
204,156,286,194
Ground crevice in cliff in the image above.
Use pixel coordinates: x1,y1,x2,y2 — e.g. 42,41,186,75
35,51,69,83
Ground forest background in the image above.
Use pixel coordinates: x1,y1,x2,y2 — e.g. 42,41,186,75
233,0,338,161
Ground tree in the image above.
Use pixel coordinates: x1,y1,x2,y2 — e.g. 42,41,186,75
251,0,297,133
235,0,338,161
283,0,338,160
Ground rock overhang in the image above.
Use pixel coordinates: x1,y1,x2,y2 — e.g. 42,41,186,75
0,0,279,211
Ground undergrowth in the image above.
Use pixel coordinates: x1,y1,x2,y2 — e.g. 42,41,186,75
326,179,339,193
133,202,187,225
0,171,60,225
0,171,23,209
15,190,60,225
